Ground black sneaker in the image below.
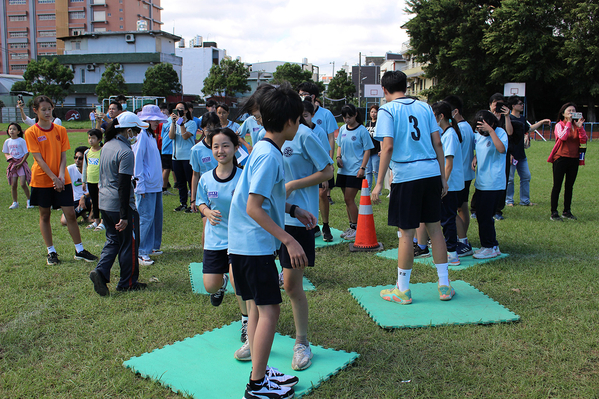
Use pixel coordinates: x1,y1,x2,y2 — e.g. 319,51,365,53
550,212,563,221
116,282,148,292
47,252,60,265
244,377,294,399
174,204,187,212
456,242,474,257
493,213,505,221
322,225,333,242
74,249,98,262
562,211,577,220
265,365,299,387
89,270,109,296
210,274,228,306
414,245,430,258
240,318,248,343
328,196,334,205
185,206,195,213
313,225,321,237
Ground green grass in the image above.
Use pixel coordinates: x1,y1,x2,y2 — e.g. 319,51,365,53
1,132,598,398
1,121,92,132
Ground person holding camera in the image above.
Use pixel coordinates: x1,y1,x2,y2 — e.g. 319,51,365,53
169,101,197,212
547,103,587,221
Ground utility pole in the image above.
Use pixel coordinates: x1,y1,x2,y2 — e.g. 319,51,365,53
358,52,362,108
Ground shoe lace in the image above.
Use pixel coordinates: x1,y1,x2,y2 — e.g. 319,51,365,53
266,365,282,377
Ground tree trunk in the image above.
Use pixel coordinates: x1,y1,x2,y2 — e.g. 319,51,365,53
587,99,596,122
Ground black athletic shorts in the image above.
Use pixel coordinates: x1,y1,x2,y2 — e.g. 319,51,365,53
388,176,442,230
30,185,74,209
336,173,364,189
161,153,172,170
230,254,282,305
203,249,231,274
279,225,315,268
457,180,472,205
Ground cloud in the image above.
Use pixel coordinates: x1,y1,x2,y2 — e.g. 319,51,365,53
161,0,411,73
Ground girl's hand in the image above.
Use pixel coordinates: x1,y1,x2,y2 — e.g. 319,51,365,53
294,207,317,230
472,156,477,171
53,176,64,192
575,118,585,128
170,113,178,122
356,168,365,179
285,181,297,199
476,120,492,134
190,202,198,213
371,182,383,204
336,157,343,169
205,209,222,225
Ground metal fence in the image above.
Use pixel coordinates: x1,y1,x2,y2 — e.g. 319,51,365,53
532,122,598,141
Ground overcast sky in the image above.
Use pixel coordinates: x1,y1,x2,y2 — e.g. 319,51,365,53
161,0,411,76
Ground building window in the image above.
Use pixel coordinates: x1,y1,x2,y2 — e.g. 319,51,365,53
39,30,56,37
119,9,123,12
9,0,27,4
80,69,85,84
120,25,123,29
119,17,123,21
39,42,57,48
107,13,111,17
74,41,81,49
93,11,106,22
9,16,28,22
69,11,85,19
11,65,28,71
38,0,55,3
94,27,106,32
11,53,29,60
38,52,56,55
71,0,84,2
9,32,28,38
39,14,56,20
10,43,29,49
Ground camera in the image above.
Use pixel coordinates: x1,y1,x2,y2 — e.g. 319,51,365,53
495,101,509,114
571,112,583,121
17,94,23,104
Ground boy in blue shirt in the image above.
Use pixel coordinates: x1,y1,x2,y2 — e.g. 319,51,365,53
372,71,454,304
229,83,317,399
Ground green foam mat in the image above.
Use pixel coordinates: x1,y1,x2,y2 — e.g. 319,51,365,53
189,260,316,295
348,280,520,329
377,248,509,270
124,321,359,398
315,226,345,248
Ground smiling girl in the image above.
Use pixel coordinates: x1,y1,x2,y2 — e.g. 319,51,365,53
3,122,32,209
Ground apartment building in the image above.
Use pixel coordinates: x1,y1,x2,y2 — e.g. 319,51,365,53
0,0,162,75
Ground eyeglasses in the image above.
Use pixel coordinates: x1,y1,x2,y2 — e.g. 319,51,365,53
74,156,84,160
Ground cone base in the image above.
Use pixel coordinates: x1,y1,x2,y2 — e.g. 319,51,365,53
349,242,384,252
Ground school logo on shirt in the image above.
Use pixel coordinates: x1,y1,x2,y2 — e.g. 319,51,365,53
202,156,212,163
38,135,47,142
208,191,218,198
487,141,492,147
56,135,61,141
316,119,323,125
341,133,346,138
351,135,357,141
283,147,293,157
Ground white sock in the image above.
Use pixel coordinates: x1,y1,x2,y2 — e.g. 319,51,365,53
47,246,56,254
396,268,412,291
458,237,468,244
241,314,248,323
75,243,84,253
436,263,449,286
12,201,18,205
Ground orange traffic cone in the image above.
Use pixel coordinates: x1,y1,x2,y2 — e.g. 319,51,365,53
349,179,384,252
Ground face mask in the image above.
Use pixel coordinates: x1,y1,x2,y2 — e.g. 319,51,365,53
121,103,127,111
128,135,137,145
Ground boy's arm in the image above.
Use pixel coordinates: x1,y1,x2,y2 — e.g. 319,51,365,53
371,137,392,204
431,131,448,198
247,193,308,269
285,167,333,198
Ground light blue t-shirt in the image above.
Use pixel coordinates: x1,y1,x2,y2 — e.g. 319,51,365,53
474,128,508,191
311,123,331,153
458,120,475,181
228,139,286,256
336,124,374,176
441,127,465,192
237,116,265,146
190,139,217,175
172,120,197,161
313,106,338,135
253,128,266,144
283,124,333,227
161,119,173,155
374,98,441,184
198,167,242,251
226,120,240,133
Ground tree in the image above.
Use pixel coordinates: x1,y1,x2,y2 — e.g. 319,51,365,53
10,80,28,92
327,69,356,100
202,59,250,101
96,63,128,103
21,58,74,105
141,63,181,97
271,63,313,89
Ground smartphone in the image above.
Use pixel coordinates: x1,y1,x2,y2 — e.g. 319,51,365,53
96,105,102,114
495,102,508,113
17,94,23,104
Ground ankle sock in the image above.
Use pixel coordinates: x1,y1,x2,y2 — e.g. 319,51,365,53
295,334,309,347
458,237,468,244
47,246,56,254
241,314,248,322
396,268,412,291
418,244,427,250
436,263,449,286
350,223,357,230
75,243,84,253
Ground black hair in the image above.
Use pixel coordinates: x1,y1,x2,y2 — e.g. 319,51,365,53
341,104,364,125
240,84,275,115
216,103,230,113
168,102,177,114
558,102,577,122
115,94,127,103
297,81,319,97
32,95,54,109
381,71,407,94
259,82,303,133
474,110,499,135
109,101,123,111
175,102,192,120
507,95,523,107
199,111,221,144
302,100,315,115
488,93,505,104
443,95,463,116
205,99,217,108
87,128,103,141
207,127,240,168
7,122,24,138
104,118,140,142
432,101,462,142
186,102,194,110
74,145,89,156
133,108,142,115
159,102,169,111
369,104,380,112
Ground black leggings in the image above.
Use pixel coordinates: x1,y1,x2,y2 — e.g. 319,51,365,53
551,157,579,213
87,182,100,220
172,159,193,205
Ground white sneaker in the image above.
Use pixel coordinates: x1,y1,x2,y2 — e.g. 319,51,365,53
266,365,299,387
494,245,501,255
26,200,34,209
291,343,313,371
473,247,498,259
138,255,154,266
340,227,352,238
234,340,251,361
244,376,294,399
448,251,461,266
344,228,356,240
278,271,284,289
9,202,18,209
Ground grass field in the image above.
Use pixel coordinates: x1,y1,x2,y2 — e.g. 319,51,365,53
1,130,598,398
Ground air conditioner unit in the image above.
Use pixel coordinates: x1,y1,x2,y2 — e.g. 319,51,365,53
72,30,83,36
125,34,135,43
86,64,95,71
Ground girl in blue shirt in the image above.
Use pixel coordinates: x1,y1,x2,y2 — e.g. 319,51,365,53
335,104,373,240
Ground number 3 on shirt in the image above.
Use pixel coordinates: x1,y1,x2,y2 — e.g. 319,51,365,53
409,116,421,141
